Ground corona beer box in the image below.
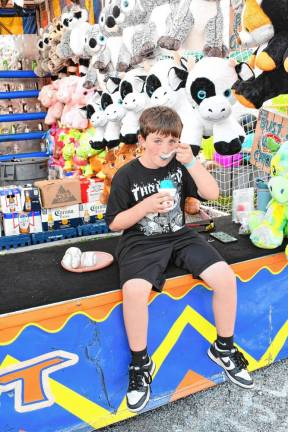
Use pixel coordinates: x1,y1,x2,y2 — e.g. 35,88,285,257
35,178,82,209
41,205,80,231
79,202,107,224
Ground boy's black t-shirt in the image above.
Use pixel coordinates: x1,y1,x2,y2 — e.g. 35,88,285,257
105,157,201,243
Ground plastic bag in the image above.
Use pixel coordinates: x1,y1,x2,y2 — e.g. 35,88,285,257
232,187,254,223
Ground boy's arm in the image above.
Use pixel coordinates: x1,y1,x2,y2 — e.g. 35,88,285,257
109,191,173,232
176,143,219,201
109,201,147,231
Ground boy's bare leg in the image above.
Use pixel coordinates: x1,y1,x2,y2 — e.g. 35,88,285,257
123,279,156,412
122,278,153,351
200,261,237,337
200,261,254,388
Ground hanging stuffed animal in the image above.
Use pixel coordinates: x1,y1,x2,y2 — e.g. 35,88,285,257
110,0,186,66
61,76,96,129
35,29,51,76
249,142,288,257
84,97,108,151
154,0,228,57
38,81,64,125
69,21,91,77
110,0,157,68
168,57,246,155
101,77,126,150
119,68,147,145
56,3,90,76
98,3,131,72
145,58,206,155
232,0,288,109
82,24,109,88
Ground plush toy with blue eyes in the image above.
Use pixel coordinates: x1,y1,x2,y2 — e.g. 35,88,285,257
145,58,202,155
98,1,131,72
82,24,110,89
168,56,246,155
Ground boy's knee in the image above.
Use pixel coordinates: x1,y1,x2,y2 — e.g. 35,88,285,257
123,279,152,302
216,262,236,280
202,261,236,288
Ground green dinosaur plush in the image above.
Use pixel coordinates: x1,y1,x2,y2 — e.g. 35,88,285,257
249,141,288,257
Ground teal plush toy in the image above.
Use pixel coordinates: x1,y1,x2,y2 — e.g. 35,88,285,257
249,142,288,257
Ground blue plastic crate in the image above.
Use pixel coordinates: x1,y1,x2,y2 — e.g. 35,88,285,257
0,234,31,250
77,222,109,237
31,228,77,244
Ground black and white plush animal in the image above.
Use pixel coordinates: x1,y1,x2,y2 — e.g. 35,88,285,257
101,77,126,149
169,57,246,155
145,58,201,155
83,92,107,150
119,69,147,144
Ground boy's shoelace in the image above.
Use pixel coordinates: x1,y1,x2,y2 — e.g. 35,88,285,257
128,366,152,391
227,349,249,370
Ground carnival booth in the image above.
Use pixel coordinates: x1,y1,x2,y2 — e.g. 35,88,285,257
0,1,288,431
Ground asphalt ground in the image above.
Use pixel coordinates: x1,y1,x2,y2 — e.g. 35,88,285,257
101,359,288,432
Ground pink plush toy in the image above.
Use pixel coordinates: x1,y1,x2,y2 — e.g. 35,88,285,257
61,76,96,129
38,81,64,125
57,76,79,105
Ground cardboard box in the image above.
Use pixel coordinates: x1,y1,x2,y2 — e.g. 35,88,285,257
41,204,80,231
3,211,42,236
79,202,106,224
35,178,82,209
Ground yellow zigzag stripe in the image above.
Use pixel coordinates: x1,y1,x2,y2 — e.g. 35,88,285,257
2,263,286,347
1,307,288,429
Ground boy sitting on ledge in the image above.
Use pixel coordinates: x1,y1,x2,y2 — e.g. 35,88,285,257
105,106,254,413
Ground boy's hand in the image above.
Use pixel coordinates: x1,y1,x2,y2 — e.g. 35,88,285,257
142,192,174,214
176,142,194,165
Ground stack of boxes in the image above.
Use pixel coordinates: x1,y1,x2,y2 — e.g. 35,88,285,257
0,178,106,238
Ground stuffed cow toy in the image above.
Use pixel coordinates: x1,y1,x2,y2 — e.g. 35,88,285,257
249,142,288,257
232,0,288,109
168,56,245,155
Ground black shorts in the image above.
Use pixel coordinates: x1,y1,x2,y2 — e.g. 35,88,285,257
116,228,224,291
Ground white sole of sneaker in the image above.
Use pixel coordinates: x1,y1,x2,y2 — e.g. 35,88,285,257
207,349,255,389
127,386,150,413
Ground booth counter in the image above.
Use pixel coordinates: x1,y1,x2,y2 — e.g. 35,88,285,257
0,217,287,431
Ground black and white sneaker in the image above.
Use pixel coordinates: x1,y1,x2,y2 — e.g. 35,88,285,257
126,357,156,412
208,342,254,389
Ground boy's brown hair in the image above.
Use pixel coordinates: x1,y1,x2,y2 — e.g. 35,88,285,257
139,106,183,139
